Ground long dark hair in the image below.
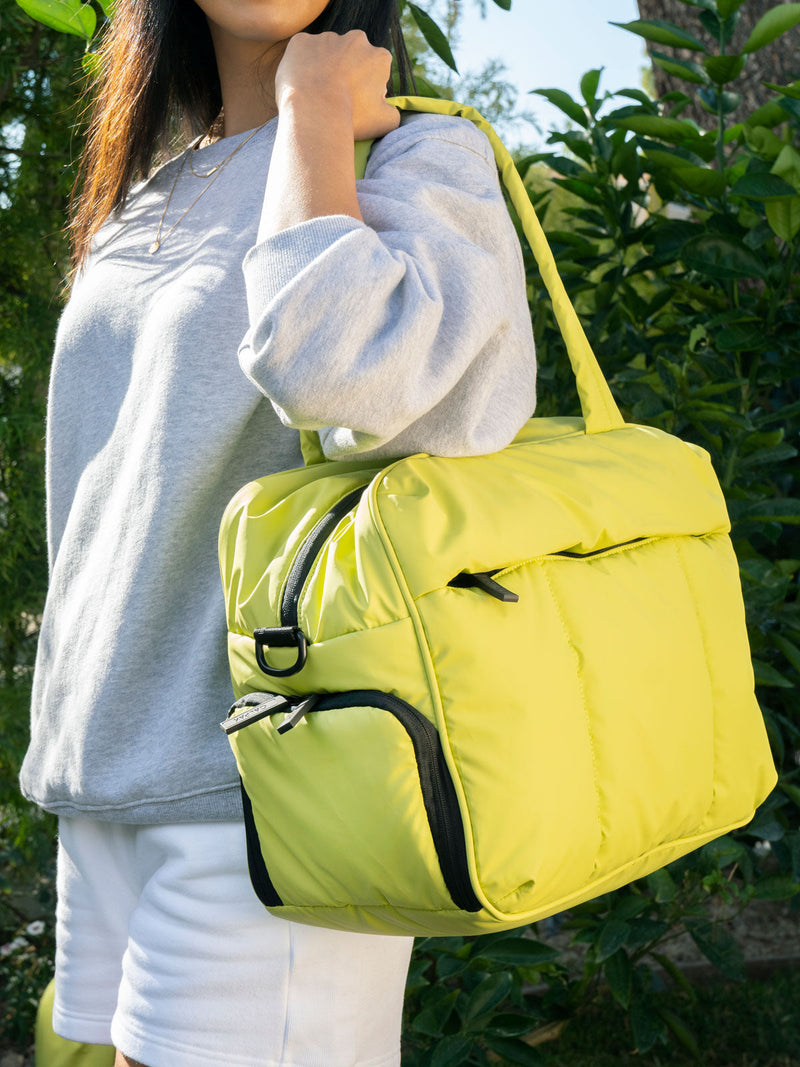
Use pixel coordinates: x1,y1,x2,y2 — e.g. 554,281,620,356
70,0,413,269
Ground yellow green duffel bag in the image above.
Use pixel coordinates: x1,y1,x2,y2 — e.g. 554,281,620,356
218,98,777,938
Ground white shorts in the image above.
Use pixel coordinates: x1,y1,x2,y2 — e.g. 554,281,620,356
54,817,413,1067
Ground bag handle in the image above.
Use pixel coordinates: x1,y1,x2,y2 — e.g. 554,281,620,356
299,96,624,466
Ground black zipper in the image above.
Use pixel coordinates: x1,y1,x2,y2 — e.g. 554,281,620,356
280,485,367,628
552,536,645,559
238,779,283,907
236,689,482,915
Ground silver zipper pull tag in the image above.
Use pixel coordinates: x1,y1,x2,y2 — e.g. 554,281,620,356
221,693,288,735
277,695,321,735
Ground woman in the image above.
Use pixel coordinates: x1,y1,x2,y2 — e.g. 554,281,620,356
20,0,537,1063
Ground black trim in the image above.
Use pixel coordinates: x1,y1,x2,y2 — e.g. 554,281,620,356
233,689,482,915
280,485,367,628
309,690,481,913
554,537,645,559
239,779,283,907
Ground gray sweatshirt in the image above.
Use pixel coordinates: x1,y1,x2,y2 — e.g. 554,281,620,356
20,111,537,823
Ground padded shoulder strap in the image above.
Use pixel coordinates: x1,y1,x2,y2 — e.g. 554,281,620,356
388,96,623,435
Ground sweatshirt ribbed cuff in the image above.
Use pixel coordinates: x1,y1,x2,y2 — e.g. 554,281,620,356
243,214,365,319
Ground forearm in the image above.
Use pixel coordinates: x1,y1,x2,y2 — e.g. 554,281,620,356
258,92,363,243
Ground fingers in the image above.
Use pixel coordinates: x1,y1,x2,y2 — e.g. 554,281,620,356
276,30,400,140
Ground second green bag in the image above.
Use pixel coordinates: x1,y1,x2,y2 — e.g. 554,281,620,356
218,97,776,938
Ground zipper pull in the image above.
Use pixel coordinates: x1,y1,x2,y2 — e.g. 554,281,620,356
448,571,519,603
276,695,322,735
221,693,289,735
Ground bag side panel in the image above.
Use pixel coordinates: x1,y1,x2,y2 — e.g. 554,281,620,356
671,534,777,822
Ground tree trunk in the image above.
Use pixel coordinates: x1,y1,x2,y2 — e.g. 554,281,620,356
637,0,800,127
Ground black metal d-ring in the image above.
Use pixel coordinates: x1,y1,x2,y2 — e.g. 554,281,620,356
253,627,308,678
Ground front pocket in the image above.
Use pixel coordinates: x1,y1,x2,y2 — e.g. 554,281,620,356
418,535,717,909
225,691,481,915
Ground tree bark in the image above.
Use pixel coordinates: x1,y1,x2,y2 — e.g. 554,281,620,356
637,0,800,126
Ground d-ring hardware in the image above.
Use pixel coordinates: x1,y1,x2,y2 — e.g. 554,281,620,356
253,626,308,677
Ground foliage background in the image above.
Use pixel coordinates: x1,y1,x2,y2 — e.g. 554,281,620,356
1,0,799,1061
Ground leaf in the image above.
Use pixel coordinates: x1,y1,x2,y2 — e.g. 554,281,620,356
580,68,604,108
658,1007,702,1058
604,949,633,1008
715,321,764,350
651,952,697,1000
486,1013,540,1039
772,634,800,674
717,0,748,15
699,8,740,45
672,165,727,197
747,99,792,128
430,1035,475,1067
731,498,800,522
477,939,559,967
763,79,800,100
742,3,800,53
681,0,718,11
731,173,799,199
611,115,704,143
491,0,512,8
613,894,650,921
406,3,458,72
681,234,765,279
703,54,746,85
745,809,785,841
81,51,102,78
701,835,749,869
646,868,677,903
752,874,800,900
652,51,709,85
411,990,460,1037
615,88,658,108
15,0,96,38
462,972,514,1026
554,177,604,204
630,998,669,1053
97,0,114,14
625,918,672,950
779,780,800,808
596,919,630,962
531,88,588,128
766,196,800,240
752,659,794,688
745,124,787,159
684,920,746,981
771,144,800,191
698,87,743,115
482,1035,545,1065
611,19,707,51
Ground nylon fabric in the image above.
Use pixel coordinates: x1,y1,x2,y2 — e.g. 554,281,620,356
218,99,777,937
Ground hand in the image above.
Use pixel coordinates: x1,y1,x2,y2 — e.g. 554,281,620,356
274,30,401,141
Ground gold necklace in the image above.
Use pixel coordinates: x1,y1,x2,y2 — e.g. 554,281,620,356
189,132,230,178
149,121,269,254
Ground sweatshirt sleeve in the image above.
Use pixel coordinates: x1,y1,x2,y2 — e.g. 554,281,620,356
238,112,537,459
